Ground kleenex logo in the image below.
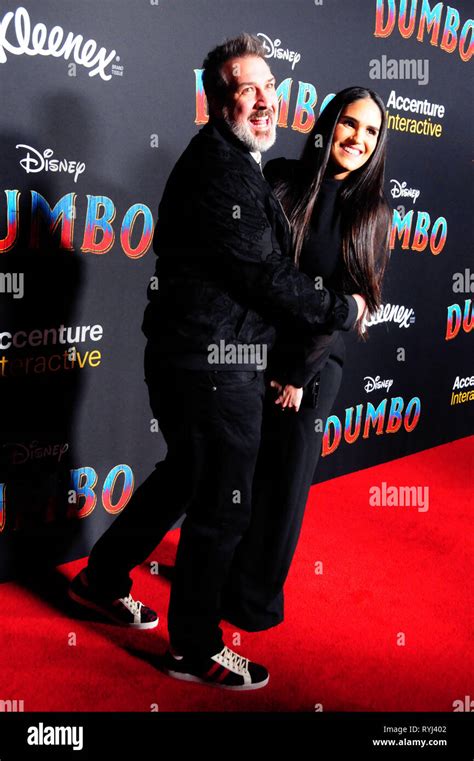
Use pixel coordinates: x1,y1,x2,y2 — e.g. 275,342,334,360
0,6,117,80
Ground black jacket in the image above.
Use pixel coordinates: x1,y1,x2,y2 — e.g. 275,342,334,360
142,118,358,369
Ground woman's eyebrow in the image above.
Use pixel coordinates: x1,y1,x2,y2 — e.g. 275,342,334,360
341,115,380,131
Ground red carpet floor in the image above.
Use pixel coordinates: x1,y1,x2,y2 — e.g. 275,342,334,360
1,436,472,712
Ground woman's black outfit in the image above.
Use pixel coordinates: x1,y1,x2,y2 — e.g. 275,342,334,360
221,158,357,631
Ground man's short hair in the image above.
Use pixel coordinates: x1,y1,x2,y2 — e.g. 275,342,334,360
202,33,267,106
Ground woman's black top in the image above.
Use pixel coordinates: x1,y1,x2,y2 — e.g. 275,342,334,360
263,157,355,387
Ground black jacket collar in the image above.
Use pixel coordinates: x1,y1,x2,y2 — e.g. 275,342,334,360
202,118,263,177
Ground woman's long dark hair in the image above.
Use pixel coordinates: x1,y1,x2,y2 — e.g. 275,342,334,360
275,86,392,338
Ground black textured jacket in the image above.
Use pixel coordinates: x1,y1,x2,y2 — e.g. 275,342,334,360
142,118,358,369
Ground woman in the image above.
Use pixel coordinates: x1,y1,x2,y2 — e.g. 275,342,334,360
221,86,393,631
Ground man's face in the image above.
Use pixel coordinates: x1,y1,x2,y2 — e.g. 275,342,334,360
218,55,278,152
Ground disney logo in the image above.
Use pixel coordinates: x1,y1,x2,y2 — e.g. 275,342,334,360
257,33,301,70
364,375,394,393
16,144,85,183
3,440,69,465
390,179,420,204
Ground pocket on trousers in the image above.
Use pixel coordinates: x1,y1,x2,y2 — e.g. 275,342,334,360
209,370,260,387
301,372,321,409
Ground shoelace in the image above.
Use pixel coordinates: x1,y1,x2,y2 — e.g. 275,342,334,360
120,594,143,617
218,646,249,673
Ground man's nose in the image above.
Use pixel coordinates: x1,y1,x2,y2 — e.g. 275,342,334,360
254,89,271,108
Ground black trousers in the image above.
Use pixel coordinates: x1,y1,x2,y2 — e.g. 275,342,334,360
220,351,344,631
87,343,264,660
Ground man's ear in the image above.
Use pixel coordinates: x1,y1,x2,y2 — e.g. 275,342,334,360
207,95,224,120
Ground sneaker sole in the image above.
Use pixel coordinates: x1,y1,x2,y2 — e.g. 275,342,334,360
68,587,159,630
162,666,269,691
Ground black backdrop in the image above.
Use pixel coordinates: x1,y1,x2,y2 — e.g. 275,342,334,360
0,0,472,580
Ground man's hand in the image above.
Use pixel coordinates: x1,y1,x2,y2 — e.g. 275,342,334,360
351,293,367,321
270,380,303,412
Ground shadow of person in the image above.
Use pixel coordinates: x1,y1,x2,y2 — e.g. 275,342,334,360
0,91,110,584
0,119,84,581
0,91,184,664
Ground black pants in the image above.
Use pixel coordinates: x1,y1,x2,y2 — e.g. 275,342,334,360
220,351,344,631
87,343,264,660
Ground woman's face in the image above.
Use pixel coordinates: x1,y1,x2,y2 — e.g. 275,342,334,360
329,97,382,179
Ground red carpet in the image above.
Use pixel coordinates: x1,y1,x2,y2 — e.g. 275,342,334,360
1,437,472,712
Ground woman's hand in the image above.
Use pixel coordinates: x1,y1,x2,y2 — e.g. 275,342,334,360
351,293,367,321
270,380,303,412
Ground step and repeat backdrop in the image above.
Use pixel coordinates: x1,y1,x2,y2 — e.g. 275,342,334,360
0,0,472,579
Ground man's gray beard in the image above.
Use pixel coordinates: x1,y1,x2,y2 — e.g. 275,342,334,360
223,107,276,152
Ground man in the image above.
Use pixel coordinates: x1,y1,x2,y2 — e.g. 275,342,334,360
69,33,366,690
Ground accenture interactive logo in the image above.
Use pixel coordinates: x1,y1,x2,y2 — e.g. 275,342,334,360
0,6,120,80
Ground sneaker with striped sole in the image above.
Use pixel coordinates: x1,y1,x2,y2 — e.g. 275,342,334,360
162,644,269,690
68,569,158,629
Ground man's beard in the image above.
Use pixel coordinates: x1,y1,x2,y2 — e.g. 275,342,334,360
223,107,276,152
